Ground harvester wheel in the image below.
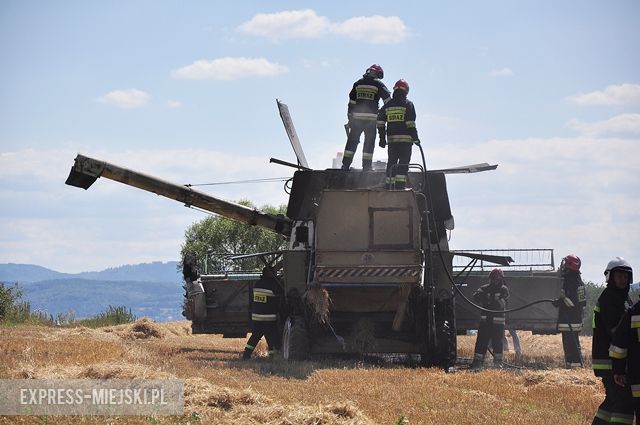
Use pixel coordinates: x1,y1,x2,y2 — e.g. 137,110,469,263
282,316,309,361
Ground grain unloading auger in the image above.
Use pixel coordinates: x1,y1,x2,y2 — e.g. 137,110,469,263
65,153,292,236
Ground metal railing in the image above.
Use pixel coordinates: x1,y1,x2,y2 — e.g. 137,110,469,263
452,248,555,271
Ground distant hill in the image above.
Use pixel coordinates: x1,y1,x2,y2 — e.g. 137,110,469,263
20,278,183,322
0,261,181,284
0,262,184,322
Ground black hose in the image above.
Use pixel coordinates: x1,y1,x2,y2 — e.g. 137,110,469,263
417,143,557,314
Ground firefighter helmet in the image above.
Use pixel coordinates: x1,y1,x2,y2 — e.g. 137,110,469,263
561,254,581,272
489,268,504,282
393,79,410,93
365,64,384,79
604,257,633,284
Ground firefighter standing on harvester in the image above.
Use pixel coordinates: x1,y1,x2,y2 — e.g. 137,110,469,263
554,254,587,368
342,64,391,171
243,266,283,360
591,257,634,424
377,79,419,189
470,268,509,370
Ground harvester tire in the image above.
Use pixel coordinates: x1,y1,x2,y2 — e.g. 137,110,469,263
282,316,309,361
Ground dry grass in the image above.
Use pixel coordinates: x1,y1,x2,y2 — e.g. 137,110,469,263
0,321,604,424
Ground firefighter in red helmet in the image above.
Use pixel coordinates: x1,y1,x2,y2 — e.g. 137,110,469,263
554,254,587,368
470,268,509,370
341,64,391,171
376,79,420,189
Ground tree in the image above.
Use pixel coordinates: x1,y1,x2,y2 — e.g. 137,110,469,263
180,200,288,273
581,280,603,336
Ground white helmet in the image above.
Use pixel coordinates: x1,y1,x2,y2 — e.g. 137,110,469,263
604,257,633,284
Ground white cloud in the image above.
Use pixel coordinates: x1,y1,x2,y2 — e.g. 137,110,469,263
566,83,640,106
238,9,408,44
331,15,408,44
238,9,330,40
489,68,513,77
166,100,182,108
172,57,289,80
567,113,640,136
97,89,149,109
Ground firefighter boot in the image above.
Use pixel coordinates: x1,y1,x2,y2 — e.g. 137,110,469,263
470,353,484,371
493,352,503,369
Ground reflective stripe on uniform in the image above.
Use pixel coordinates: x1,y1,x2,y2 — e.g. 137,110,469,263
631,384,640,397
349,100,356,105
567,362,582,368
492,317,506,325
480,315,487,322
253,288,274,296
610,412,634,424
592,304,600,329
252,313,277,321
388,135,413,143
245,344,254,350
362,152,373,160
395,174,407,183
352,112,377,120
609,344,628,359
592,358,612,370
406,120,416,128
377,120,385,127
343,150,354,158
631,315,640,328
558,323,583,332
595,408,611,422
385,177,395,184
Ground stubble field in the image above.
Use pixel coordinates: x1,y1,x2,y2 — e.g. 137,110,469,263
0,319,603,424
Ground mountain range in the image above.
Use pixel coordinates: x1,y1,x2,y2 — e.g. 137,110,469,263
0,262,184,322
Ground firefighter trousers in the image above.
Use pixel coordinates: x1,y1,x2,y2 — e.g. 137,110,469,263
243,321,281,358
474,321,504,361
592,376,635,424
386,143,412,189
561,330,583,367
342,119,376,169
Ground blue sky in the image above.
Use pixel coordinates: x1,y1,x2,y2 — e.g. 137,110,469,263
1,1,638,284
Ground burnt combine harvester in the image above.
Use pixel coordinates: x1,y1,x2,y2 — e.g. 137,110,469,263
65,102,561,367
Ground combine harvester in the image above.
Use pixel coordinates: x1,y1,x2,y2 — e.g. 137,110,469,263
65,100,561,368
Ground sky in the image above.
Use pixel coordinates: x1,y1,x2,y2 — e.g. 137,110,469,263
0,1,638,284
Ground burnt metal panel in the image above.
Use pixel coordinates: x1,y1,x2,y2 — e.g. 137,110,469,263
287,170,452,226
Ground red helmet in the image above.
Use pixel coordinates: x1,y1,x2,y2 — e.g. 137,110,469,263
393,79,410,93
562,254,581,272
366,64,384,79
489,268,504,281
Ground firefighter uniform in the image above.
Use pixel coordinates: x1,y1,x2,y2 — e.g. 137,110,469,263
342,66,391,171
377,80,418,190
470,271,509,369
557,270,587,368
243,271,282,359
610,300,640,423
591,282,633,424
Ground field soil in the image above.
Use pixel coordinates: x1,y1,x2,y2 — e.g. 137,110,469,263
0,320,603,424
